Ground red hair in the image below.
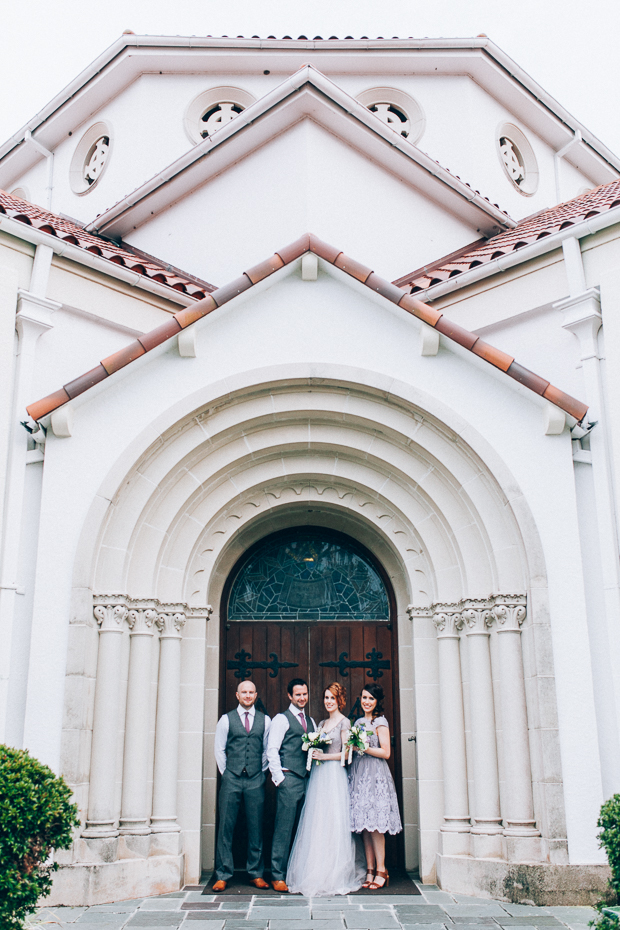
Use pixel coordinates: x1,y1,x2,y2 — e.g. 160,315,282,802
326,681,346,711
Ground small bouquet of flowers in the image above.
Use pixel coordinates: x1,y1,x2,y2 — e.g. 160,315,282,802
341,723,370,766
301,729,333,770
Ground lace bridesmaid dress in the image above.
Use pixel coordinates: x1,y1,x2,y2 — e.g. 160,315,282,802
348,716,402,835
286,717,365,896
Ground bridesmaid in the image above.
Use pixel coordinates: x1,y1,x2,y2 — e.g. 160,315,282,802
348,683,402,889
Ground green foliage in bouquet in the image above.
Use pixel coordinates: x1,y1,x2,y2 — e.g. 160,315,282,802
0,745,79,929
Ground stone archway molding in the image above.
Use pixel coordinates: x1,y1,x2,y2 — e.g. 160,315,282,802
64,364,560,899
72,363,546,600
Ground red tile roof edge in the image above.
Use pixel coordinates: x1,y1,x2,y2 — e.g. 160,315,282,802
26,233,588,425
0,190,216,298
396,180,620,293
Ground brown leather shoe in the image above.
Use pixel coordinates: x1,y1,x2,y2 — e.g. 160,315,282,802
271,879,289,892
250,877,269,889
212,879,227,892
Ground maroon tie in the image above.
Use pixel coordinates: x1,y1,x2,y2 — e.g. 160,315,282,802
299,712,307,732
244,712,251,733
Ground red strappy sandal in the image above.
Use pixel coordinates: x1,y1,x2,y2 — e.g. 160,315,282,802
362,869,376,889
368,869,389,889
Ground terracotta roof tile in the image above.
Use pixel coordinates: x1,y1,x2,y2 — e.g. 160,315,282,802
27,234,589,426
0,191,215,298
395,180,620,293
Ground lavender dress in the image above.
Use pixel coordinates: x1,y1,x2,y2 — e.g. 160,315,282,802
348,716,402,835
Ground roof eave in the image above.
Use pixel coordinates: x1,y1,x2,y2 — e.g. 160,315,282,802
409,204,620,303
0,212,199,307
1,35,618,186
85,67,514,239
26,232,589,428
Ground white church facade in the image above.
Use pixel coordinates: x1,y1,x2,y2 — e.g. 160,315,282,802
0,34,620,905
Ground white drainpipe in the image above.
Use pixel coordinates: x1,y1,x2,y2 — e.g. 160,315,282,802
0,243,57,746
556,235,620,795
23,131,54,211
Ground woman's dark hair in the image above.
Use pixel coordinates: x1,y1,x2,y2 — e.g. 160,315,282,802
361,683,385,720
287,678,308,696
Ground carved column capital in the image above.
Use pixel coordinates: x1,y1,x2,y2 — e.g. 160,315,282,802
156,611,187,638
93,601,129,632
93,595,212,637
432,604,463,638
127,608,158,635
461,600,493,634
491,596,527,632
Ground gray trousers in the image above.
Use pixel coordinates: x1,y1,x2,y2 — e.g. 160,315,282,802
270,772,307,881
215,768,265,881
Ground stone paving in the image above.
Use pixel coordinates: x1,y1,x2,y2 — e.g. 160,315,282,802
33,884,598,930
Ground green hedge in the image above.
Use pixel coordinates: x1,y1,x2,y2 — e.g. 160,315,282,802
0,745,79,929
591,795,620,930
599,794,620,900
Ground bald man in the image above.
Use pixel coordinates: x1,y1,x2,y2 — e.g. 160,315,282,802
213,680,271,891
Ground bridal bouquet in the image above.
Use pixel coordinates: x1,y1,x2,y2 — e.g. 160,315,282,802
341,723,370,766
301,730,333,770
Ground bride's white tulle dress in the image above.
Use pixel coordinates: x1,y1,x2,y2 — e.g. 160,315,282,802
286,717,365,896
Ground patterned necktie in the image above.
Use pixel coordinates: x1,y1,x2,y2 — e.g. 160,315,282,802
244,712,251,733
299,712,307,732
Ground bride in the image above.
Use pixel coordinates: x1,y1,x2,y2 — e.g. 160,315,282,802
286,682,365,896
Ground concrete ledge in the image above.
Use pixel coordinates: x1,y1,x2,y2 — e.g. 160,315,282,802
44,853,184,906
437,853,611,905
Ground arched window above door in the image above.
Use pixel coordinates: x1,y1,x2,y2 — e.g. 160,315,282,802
228,529,390,621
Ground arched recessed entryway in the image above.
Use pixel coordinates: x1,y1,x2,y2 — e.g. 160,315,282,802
221,526,403,869
67,366,560,896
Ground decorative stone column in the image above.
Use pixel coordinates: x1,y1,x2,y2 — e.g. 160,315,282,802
492,597,541,860
151,610,186,834
83,601,128,837
462,600,503,858
433,604,471,854
119,607,158,836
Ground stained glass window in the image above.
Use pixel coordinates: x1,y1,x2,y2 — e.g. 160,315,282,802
228,530,390,621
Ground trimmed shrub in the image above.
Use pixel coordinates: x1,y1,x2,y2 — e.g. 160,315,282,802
0,745,79,929
590,795,620,930
599,794,620,900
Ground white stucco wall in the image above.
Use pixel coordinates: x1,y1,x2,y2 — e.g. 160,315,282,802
17,259,604,872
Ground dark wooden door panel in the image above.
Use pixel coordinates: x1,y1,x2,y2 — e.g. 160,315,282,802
222,619,402,870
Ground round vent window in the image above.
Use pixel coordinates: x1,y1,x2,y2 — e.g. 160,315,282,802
356,87,425,144
69,121,112,195
496,123,538,196
200,103,244,138
368,103,410,138
184,87,256,144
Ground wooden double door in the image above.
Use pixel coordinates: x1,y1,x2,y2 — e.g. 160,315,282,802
220,619,403,868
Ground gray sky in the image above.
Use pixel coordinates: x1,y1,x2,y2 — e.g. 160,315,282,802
2,0,620,155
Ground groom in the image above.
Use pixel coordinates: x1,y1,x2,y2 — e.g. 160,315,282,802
267,677,316,892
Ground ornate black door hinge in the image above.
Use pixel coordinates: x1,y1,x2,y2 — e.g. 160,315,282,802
319,647,390,680
228,649,299,679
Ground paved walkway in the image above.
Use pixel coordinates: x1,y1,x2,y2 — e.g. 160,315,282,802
34,884,598,930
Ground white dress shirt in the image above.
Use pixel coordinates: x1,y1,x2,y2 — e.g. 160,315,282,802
214,703,271,775
267,703,316,786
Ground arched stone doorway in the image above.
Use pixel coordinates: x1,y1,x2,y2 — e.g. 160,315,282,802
220,526,403,869
61,369,562,902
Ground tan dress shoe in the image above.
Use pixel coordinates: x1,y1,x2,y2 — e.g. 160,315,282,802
250,877,269,889
271,879,289,892
212,879,227,892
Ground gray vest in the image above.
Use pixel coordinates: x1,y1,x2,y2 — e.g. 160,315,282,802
280,709,313,778
225,709,265,777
